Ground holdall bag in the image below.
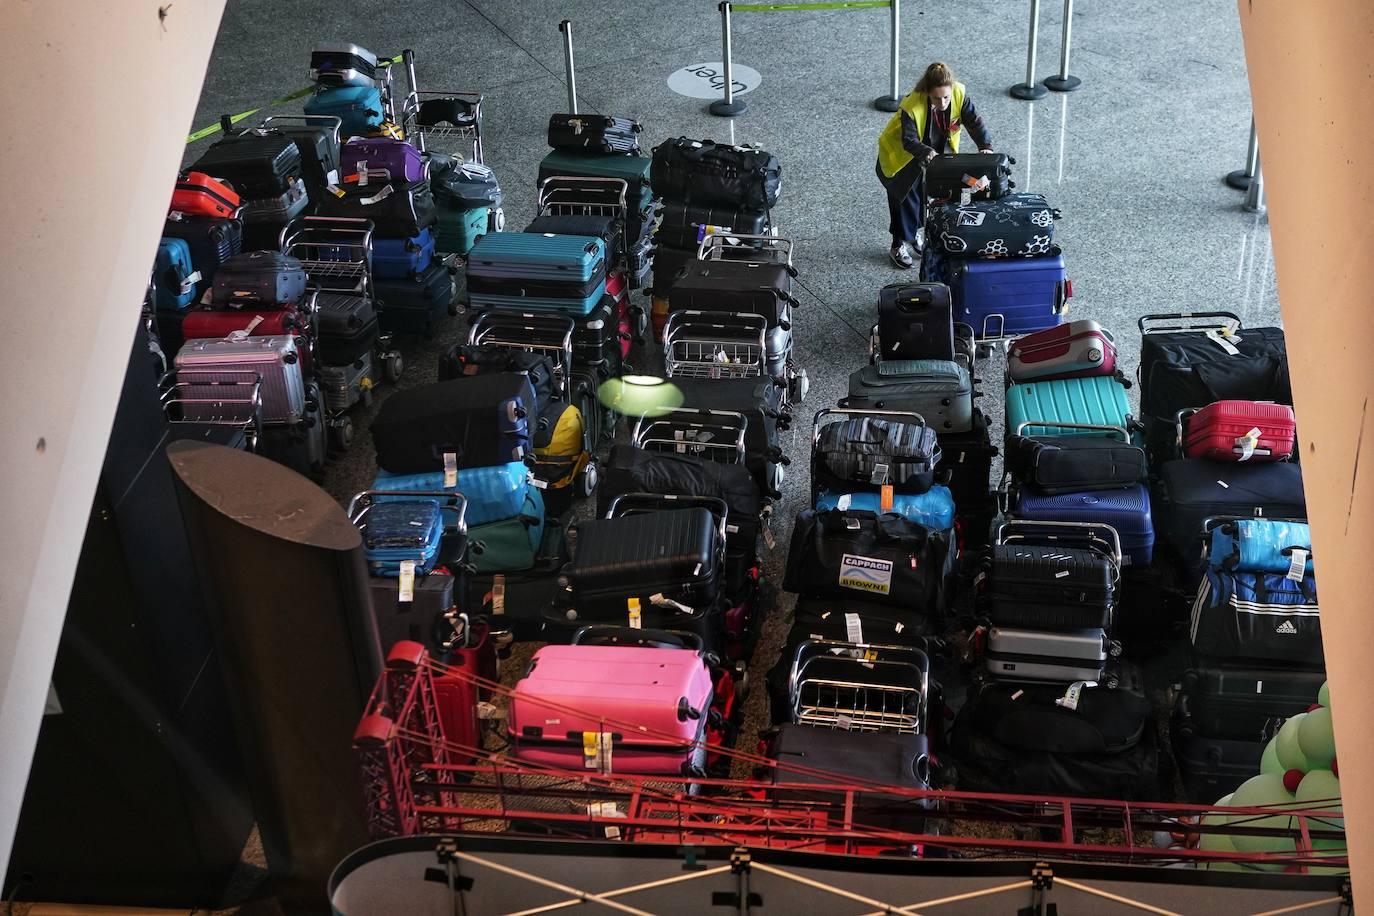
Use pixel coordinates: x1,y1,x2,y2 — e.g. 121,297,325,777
1005,375,1135,441
1177,663,1328,743
815,487,955,531
963,672,1148,755
340,137,427,184
782,508,955,615
1207,518,1313,575
1010,484,1156,568
152,239,200,312
547,113,643,154
651,137,782,210
438,345,558,418
876,283,956,361
924,152,1015,202
926,193,1059,259
1138,312,1291,463
1190,568,1322,667
371,374,536,473
171,171,242,219
190,131,303,199
532,403,591,517
372,462,531,528
843,358,975,434
210,251,307,306
1004,431,1146,494
1181,400,1297,463
304,84,385,137
469,489,545,573
1154,459,1307,564
812,410,943,497
314,170,438,237
1007,320,1118,383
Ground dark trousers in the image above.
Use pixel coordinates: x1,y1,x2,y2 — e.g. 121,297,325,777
879,160,924,246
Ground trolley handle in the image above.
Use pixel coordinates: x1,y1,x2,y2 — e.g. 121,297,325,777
1137,311,1242,335
605,492,729,543
280,216,376,252
994,518,1122,567
1013,421,1130,441
468,310,576,344
537,175,629,210
787,639,930,726
811,407,928,447
662,309,769,345
346,489,469,534
697,232,794,270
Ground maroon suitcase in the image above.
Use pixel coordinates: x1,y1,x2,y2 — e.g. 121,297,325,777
1181,400,1296,462
180,306,313,374
1007,319,1117,382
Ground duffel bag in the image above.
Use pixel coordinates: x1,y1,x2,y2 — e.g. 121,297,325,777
813,411,941,496
962,672,1149,755
1004,433,1147,494
532,403,591,518
924,152,1015,202
1189,568,1322,667
438,344,557,416
650,137,781,211
926,193,1059,259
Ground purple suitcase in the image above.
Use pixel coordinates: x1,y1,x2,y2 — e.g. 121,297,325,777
340,137,427,184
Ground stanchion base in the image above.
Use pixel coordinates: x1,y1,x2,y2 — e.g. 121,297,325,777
1044,74,1082,92
709,99,748,117
1225,169,1254,191
1010,82,1048,101
872,95,901,112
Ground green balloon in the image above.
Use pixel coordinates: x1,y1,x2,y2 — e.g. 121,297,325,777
1298,707,1337,769
1318,681,1330,709
1228,774,1298,854
1295,769,1344,833
1275,714,1314,773
1260,739,1285,776
1198,814,1245,871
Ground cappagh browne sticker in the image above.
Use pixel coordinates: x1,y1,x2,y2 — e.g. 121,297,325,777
838,554,894,595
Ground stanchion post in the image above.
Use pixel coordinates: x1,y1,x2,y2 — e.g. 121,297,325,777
710,2,748,116
559,20,578,114
1010,0,1049,100
873,0,901,112
1242,155,1266,214
1043,0,1081,91
1227,118,1260,190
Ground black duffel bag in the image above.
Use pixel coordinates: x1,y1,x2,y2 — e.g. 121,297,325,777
962,672,1150,755
1004,433,1147,494
651,137,781,211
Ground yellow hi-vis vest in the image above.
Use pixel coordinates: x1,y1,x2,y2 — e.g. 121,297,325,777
876,81,967,179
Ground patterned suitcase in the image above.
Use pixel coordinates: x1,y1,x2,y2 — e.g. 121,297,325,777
927,249,1069,340
926,193,1058,258
358,500,446,577
1005,376,1134,440
1007,320,1117,383
1181,400,1296,463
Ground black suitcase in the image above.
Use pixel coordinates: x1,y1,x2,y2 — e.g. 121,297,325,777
671,376,787,499
547,113,642,154
1138,313,1291,463
877,283,956,360
651,244,694,296
769,724,932,830
1177,662,1325,743
315,293,379,365
162,214,242,294
210,251,308,306
1153,459,1306,564
961,666,1147,755
1171,729,1264,804
813,414,942,497
375,259,454,338
572,294,625,369
466,569,562,642
260,116,343,205
987,543,1116,630
1005,435,1148,495
438,345,557,414
525,213,625,267
315,175,438,237
667,259,796,328
650,137,781,210
371,374,537,473
656,201,769,251
191,131,304,199
923,152,1015,201
939,407,997,530
368,572,456,650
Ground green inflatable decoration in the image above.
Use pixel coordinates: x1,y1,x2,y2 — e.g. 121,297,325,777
1297,706,1337,769
1274,713,1314,772
1318,681,1330,709
1295,769,1344,832
1228,774,1298,854
1259,739,1284,776
1200,797,1243,871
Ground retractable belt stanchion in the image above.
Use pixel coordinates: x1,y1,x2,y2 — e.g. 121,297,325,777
1042,0,1081,91
873,0,902,112
709,2,748,117
1227,117,1260,190
1010,0,1049,100
1243,154,1266,214
559,20,578,114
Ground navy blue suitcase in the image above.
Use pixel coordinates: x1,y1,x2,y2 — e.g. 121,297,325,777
925,248,1068,340
1012,482,1155,568
1153,459,1307,569
371,374,536,474
161,214,243,297
372,228,437,280
375,260,454,337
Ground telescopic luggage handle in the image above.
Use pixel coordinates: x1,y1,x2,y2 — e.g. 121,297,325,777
604,492,730,544
994,518,1123,568
1137,311,1242,335
571,624,705,653
259,114,344,144
1013,421,1131,441
811,407,928,447
346,489,469,535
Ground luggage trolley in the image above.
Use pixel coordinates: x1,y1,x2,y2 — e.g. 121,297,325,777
159,370,262,450
397,49,485,163
536,176,634,271
632,408,748,464
664,311,769,381
787,639,930,734
347,489,470,579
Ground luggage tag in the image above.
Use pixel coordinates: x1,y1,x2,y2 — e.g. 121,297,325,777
1054,680,1097,711
836,494,852,511
1204,329,1242,355
959,188,974,207
761,506,776,550
844,612,863,644
243,315,265,334
583,732,613,774
627,597,642,629
527,469,547,490
870,463,890,486
178,271,202,295
360,184,394,206
398,560,416,603
1235,428,1262,462
1286,548,1309,582
355,162,368,187
880,485,894,513
444,453,458,488
586,801,624,839
491,575,506,615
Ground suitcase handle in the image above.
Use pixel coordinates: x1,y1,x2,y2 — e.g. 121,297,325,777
604,492,729,544
260,114,343,144
571,624,705,653
346,489,469,535
994,518,1122,567
1013,421,1130,441
1137,311,1242,335
811,407,928,447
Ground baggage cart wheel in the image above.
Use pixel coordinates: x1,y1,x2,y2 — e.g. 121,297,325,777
1108,639,1123,658
490,206,505,232
789,368,809,404
327,415,353,452
577,456,599,498
383,351,404,383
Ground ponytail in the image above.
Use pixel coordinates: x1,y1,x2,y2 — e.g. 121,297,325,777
914,61,956,94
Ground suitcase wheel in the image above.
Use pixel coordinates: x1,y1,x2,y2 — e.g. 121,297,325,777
576,456,599,498
382,351,405,383
789,368,809,404
327,415,353,452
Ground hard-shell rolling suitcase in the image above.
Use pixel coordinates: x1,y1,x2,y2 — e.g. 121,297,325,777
468,490,545,573
373,461,531,528
340,137,427,184
1181,400,1297,463
359,500,446,576
371,374,536,473
1178,663,1327,743
317,352,375,415
315,293,379,365
671,376,787,499
1005,375,1134,439
656,201,768,250
162,214,242,295
465,233,608,316
1154,459,1307,564
1007,320,1117,383
237,181,311,252
309,42,379,87
667,260,796,329
370,228,436,280
926,193,1058,258
437,345,558,418
255,380,326,477
171,172,241,219
547,113,643,154
210,251,308,306
174,335,305,424
923,152,1015,201
1171,731,1263,804
434,205,490,256
510,644,715,775
368,571,455,650
304,84,385,137
769,724,932,830
814,487,955,531
876,283,955,360
375,259,453,337
152,239,199,312
1207,518,1313,575
190,132,303,199
988,544,1115,630
843,358,975,434
984,626,1109,683
1190,568,1322,667
537,149,653,209
259,115,343,204
1004,432,1147,495
962,672,1149,754
935,250,1068,340
940,407,998,528
524,213,624,267
1012,484,1155,567
179,305,312,373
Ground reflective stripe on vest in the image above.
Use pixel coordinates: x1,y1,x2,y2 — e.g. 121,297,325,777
876,81,967,179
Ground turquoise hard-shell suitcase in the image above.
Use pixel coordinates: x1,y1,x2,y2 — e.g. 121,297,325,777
1005,376,1135,440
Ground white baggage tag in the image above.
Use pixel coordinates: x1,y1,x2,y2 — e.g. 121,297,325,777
1216,480,1230,489
326,169,341,186
1054,570,1071,579
243,315,265,334
870,463,890,485
675,429,686,454
762,525,776,550
894,621,905,633
959,188,973,207
844,612,863,644
583,732,613,773
398,561,416,603
492,575,506,615
835,714,854,730
1235,428,1262,462
443,453,458,488
836,493,852,511
1205,329,1241,355
1286,548,1309,582
360,184,393,206
1054,680,1097,711
356,162,368,186
179,270,202,295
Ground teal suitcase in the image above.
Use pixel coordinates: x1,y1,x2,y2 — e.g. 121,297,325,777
468,489,545,572
435,205,490,255
1005,376,1135,440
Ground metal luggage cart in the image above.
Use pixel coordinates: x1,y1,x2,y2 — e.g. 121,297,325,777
160,370,262,449
696,231,794,268
787,639,930,734
467,311,576,401
632,408,747,464
663,311,768,381
536,176,634,268
347,489,470,575
395,50,484,163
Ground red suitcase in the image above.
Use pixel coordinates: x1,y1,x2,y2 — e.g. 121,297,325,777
171,171,242,219
1007,319,1117,382
180,305,314,373
1181,400,1296,462
432,616,498,763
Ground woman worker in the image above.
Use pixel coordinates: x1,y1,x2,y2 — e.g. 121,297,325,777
875,61,996,268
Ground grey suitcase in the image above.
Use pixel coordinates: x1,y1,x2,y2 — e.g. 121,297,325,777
174,334,305,424
318,352,375,414
844,358,975,434
985,626,1108,683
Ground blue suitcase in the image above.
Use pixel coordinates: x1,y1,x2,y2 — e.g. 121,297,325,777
465,232,607,317
1005,376,1135,441
373,461,531,528
361,500,446,577
152,238,200,311
371,228,436,279
1012,483,1155,567
814,487,956,531
304,85,385,137
926,249,1068,340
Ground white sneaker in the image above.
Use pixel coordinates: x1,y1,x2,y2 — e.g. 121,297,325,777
890,242,915,269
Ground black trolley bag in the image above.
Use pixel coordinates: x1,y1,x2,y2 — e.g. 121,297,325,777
210,250,308,306
1176,663,1327,743
985,519,1121,631
923,152,1015,202
190,126,304,199
374,259,455,338
547,113,642,154
811,408,942,500
259,115,343,205
1138,312,1291,463
1171,728,1263,804
876,282,955,360
667,234,798,328
314,292,379,365
656,201,769,250
371,374,537,473
1005,425,1147,495
650,137,782,211
1153,458,1306,566
315,167,439,237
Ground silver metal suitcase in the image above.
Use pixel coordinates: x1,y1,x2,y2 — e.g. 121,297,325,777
984,626,1108,683
175,335,305,424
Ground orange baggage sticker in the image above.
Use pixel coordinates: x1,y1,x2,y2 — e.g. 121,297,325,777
880,484,894,512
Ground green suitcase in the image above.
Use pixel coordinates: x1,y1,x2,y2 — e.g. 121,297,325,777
435,205,490,255
538,150,653,210
1005,376,1136,440
468,489,546,573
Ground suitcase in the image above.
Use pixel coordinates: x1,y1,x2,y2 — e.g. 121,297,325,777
304,84,385,137
667,259,796,329
1007,320,1117,383
656,201,768,251
190,132,303,199
987,543,1116,630
842,358,975,434
1011,483,1155,568
651,245,695,299
318,352,375,415
876,283,955,361
371,228,437,280
367,571,456,650
1004,432,1147,495
928,249,1068,340
1154,459,1307,564
468,490,546,573
1207,518,1313,575
255,380,326,476
438,346,558,421
375,259,453,337
467,567,563,642
315,292,379,365
1178,663,1327,743
1189,568,1322,667
359,500,446,577
465,233,608,317
814,487,955,531
650,137,781,210
923,151,1015,201
1171,730,1264,804
162,214,242,295
373,461,531,528
1138,313,1291,464
962,669,1148,754
210,251,308,305
769,724,932,830
812,411,942,497
939,407,997,528
259,115,343,204
152,239,199,312
340,137,427,184
434,204,491,256
309,42,379,87
510,644,715,775
926,193,1058,258
431,156,504,210
238,181,311,252
170,171,241,219
371,374,537,473
314,173,437,237
179,305,312,373
525,213,625,269
547,113,642,154
565,504,723,609
1005,375,1134,440
538,149,653,210
1181,400,1297,463
671,376,787,499
174,335,305,424
984,626,1109,683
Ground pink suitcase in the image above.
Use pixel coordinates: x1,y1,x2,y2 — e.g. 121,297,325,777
1181,400,1296,462
1007,320,1117,382
510,645,714,775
